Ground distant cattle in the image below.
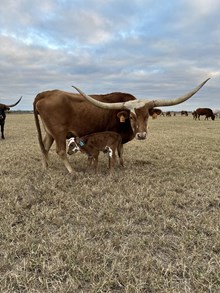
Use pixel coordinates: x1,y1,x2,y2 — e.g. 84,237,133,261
194,108,215,120
213,110,220,118
67,131,123,173
0,97,22,139
181,110,188,116
192,111,197,120
166,111,171,117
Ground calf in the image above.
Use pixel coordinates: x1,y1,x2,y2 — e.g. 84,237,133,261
67,131,124,173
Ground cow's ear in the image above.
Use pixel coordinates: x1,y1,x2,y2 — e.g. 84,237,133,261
149,108,154,116
75,137,80,143
117,111,129,123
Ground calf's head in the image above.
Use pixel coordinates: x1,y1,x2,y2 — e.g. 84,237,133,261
67,137,80,155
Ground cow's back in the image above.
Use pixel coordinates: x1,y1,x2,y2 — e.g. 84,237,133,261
34,90,136,143
83,131,121,150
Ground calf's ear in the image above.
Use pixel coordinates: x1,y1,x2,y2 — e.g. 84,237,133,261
75,137,80,143
117,111,129,123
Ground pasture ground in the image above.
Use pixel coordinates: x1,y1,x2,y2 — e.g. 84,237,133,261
0,113,220,292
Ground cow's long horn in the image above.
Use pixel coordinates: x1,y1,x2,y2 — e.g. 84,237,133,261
5,96,22,108
73,78,210,110
72,86,129,109
148,78,210,108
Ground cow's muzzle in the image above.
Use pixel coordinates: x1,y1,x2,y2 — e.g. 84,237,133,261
136,132,147,140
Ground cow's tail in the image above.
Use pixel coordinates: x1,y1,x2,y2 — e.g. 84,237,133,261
33,99,48,165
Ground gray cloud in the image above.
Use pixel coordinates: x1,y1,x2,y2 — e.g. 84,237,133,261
0,0,219,110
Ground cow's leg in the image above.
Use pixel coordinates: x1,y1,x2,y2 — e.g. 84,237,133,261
41,133,54,168
55,136,75,174
117,144,124,167
87,155,93,170
1,123,5,139
92,152,99,174
108,148,116,173
105,146,115,172
43,133,54,152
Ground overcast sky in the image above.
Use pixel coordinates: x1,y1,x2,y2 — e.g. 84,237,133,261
1,0,220,111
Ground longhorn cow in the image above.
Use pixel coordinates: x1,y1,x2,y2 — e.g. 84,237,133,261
0,97,22,139
33,79,210,174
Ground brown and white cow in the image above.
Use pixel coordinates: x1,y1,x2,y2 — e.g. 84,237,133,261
0,97,22,139
33,78,210,174
67,131,123,173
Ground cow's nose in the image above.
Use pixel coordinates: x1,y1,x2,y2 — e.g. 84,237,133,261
136,132,147,140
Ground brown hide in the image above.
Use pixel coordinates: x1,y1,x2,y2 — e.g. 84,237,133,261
34,90,137,144
33,91,141,173
195,108,215,120
68,131,124,173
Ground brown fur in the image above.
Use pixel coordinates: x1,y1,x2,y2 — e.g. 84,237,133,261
67,131,123,174
33,90,148,174
195,108,215,120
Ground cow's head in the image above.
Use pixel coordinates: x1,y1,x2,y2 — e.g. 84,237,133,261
116,107,148,139
0,97,22,118
72,79,210,140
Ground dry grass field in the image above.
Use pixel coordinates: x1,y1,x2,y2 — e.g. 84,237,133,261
1,113,220,292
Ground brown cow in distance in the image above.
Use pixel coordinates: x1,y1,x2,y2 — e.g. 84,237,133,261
194,108,215,120
67,131,123,174
33,78,210,174
0,97,22,139
192,111,198,120
181,110,188,116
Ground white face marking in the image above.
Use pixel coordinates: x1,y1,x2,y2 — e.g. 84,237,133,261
105,146,113,158
67,138,80,154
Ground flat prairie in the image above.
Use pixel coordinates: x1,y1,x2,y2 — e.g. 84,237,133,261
1,113,220,292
